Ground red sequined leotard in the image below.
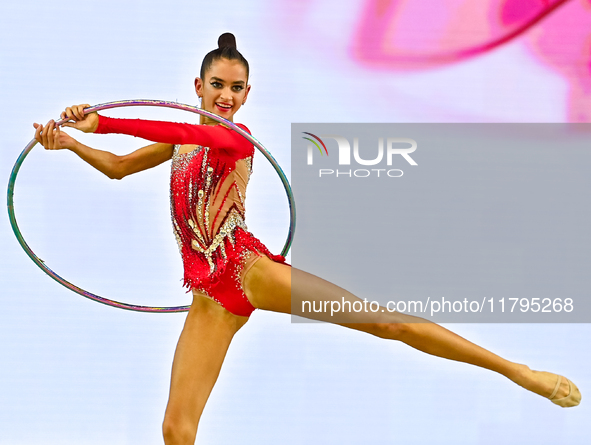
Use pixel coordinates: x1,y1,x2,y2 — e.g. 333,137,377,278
96,115,286,316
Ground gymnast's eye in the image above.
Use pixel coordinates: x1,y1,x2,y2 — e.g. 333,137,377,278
232,85,244,92
211,82,222,88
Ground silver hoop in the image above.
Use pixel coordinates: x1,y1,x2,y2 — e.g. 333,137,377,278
7,100,295,313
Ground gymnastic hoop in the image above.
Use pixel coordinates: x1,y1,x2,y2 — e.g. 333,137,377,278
7,99,295,313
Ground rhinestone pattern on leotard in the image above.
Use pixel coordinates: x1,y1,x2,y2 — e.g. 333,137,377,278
94,115,286,315
170,143,283,291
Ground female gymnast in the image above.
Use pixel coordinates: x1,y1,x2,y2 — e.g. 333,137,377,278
33,33,581,445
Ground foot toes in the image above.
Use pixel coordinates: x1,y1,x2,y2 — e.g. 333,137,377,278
551,379,582,408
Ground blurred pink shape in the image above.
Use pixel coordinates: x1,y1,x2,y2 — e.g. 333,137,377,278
525,0,591,121
351,0,569,68
351,0,591,121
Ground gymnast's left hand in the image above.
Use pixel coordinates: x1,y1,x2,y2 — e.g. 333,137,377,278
33,120,77,151
60,103,99,133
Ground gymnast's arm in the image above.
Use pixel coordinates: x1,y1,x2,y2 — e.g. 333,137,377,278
33,118,174,180
93,114,252,157
60,103,251,155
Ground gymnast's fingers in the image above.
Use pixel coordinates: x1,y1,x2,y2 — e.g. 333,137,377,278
39,121,49,147
45,120,56,149
52,126,62,150
63,106,75,122
74,104,89,121
33,123,43,145
43,120,53,149
72,105,82,121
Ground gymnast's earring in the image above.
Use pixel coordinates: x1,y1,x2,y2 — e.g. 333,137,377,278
197,95,203,108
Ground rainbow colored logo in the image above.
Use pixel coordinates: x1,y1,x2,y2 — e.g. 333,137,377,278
302,132,328,156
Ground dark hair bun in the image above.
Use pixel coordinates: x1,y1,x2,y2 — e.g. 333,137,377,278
218,33,237,49
200,32,249,79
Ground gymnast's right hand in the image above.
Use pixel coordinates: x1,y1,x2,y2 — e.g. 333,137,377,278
33,119,77,151
33,104,98,150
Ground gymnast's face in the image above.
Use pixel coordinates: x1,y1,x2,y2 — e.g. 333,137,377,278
195,58,251,124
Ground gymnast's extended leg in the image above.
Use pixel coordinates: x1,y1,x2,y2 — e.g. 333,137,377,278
244,257,580,406
162,293,249,445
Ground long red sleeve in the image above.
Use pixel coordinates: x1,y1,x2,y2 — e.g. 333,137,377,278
95,115,253,157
